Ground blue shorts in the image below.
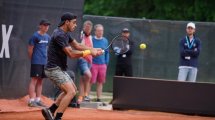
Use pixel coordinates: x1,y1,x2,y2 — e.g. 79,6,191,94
78,58,91,76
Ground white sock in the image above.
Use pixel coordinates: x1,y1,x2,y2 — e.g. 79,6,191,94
35,97,41,102
29,98,35,103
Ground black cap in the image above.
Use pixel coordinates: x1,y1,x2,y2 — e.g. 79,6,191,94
58,12,77,27
39,19,51,25
122,28,130,33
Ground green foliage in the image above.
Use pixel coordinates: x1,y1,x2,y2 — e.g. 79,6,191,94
84,0,215,22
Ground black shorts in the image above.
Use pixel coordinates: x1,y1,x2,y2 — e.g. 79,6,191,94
30,64,46,78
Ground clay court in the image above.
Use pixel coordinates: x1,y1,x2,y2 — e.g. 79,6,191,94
1,1,215,120
0,96,214,120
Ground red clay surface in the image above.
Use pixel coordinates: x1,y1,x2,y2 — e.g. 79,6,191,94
0,95,53,113
1,109,215,120
0,96,214,120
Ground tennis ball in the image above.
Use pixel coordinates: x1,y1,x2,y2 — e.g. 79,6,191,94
139,43,146,49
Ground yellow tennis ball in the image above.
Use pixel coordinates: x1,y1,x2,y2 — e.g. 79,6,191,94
140,43,146,49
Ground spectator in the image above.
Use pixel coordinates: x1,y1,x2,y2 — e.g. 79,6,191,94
115,28,134,76
177,22,201,82
77,20,93,103
28,19,51,107
91,24,109,102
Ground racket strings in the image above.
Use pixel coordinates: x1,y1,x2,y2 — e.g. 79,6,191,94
112,36,129,54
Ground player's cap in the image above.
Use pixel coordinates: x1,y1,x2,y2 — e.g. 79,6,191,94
58,12,77,27
187,22,195,29
39,19,51,25
122,28,130,33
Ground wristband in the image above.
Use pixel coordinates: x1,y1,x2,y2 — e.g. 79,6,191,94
82,50,91,57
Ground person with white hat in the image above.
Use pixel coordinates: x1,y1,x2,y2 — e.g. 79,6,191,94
177,22,201,82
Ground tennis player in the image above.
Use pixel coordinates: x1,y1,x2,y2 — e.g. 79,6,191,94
41,12,103,120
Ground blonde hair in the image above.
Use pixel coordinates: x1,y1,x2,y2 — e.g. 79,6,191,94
94,24,103,30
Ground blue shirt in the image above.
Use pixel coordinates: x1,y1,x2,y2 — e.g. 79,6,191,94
179,36,201,67
92,36,109,65
28,32,50,65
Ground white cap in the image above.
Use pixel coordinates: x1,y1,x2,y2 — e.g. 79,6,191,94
187,22,195,29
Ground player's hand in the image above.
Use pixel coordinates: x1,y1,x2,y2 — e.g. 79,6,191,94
90,48,103,57
89,48,97,57
96,48,104,56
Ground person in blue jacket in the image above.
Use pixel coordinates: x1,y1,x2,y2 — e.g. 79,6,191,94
177,22,201,82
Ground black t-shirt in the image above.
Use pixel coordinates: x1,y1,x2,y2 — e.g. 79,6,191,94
46,28,74,71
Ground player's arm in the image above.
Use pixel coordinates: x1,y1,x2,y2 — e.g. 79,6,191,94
63,46,101,58
68,32,103,54
63,46,85,58
65,34,103,57
55,35,92,58
69,38,103,55
28,45,34,59
69,39,92,51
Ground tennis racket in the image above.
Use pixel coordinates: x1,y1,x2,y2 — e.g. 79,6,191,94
103,35,130,54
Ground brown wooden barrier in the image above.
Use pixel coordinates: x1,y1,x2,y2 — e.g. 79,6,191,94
112,76,215,116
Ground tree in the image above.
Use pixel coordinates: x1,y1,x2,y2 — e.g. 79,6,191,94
84,0,215,22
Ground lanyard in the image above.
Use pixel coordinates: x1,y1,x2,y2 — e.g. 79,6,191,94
186,36,195,49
